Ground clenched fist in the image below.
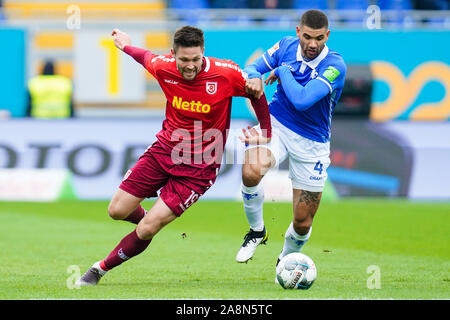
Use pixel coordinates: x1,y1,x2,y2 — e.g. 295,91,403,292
112,28,131,51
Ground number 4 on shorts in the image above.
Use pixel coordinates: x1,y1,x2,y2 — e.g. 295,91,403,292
314,161,323,175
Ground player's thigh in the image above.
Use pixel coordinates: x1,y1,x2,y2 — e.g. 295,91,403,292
136,197,177,240
288,157,330,193
108,188,145,219
289,157,329,224
159,174,214,217
113,151,168,219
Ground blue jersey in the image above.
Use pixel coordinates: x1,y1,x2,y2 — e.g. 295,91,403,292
245,36,346,143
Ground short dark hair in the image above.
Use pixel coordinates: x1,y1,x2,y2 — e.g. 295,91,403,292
173,26,205,52
300,9,329,29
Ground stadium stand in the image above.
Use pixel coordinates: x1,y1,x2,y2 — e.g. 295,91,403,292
2,0,165,19
169,0,210,25
376,0,415,27
0,0,448,116
1,1,170,112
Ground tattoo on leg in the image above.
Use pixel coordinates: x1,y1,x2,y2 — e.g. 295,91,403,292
298,190,321,209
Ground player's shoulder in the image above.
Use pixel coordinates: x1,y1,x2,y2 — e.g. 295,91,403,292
277,36,299,50
148,53,176,67
207,56,245,77
208,57,241,69
280,36,298,45
323,49,346,71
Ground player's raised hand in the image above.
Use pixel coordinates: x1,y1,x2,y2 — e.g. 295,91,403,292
112,28,131,51
264,70,280,86
245,78,264,99
239,126,271,145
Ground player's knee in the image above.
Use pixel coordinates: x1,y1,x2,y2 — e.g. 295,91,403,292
242,164,263,187
136,219,165,240
136,223,154,240
108,202,126,220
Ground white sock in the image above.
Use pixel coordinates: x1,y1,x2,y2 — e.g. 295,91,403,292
93,261,107,275
280,222,312,259
241,183,264,232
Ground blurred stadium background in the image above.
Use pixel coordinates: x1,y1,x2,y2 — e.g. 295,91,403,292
0,0,449,203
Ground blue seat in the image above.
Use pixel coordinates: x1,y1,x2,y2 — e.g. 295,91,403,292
170,0,210,26
377,0,412,10
376,0,413,27
335,0,369,28
170,0,209,9
210,0,247,8
335,0,369,10
292,0,329,10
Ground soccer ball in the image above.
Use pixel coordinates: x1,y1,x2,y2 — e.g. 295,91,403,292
276,252,317,290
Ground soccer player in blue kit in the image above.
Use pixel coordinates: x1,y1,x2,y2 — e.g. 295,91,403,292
237,9,347,269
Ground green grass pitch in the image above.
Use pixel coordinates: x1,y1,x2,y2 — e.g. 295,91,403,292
0,199,448,299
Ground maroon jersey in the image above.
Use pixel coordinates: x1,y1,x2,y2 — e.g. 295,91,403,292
120,46,271,214
143,52,251,167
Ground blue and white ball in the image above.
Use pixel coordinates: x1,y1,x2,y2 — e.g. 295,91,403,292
276,252,317,290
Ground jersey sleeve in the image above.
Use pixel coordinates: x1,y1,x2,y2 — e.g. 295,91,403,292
243,37,289,78
123,46,155,74
315,56,347,93
221,60,249,98
275,66,330,111
261,36,289,70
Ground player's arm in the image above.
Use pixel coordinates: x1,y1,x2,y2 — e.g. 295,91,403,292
244,55,274,79
274,66,330,111
244,41,281,99
227,63,272,143
243,56,273,99
247,93,272,143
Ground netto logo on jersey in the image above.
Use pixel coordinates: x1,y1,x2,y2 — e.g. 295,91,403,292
172,96,211,113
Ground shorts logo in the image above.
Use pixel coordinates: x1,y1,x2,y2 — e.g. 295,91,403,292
206,82,217,95
123,169,132,181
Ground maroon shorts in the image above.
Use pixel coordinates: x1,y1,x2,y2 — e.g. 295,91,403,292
119,141,219,216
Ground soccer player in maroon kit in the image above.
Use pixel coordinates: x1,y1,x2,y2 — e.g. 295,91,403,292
76,26,271,285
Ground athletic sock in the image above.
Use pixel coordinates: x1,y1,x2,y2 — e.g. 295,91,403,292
100,229,151,270
124,205,147,224
280,222,312,259
94,261,108,275
241,183,265,232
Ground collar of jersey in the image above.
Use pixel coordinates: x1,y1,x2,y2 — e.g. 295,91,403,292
296,44,329,69
196,56,209,76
